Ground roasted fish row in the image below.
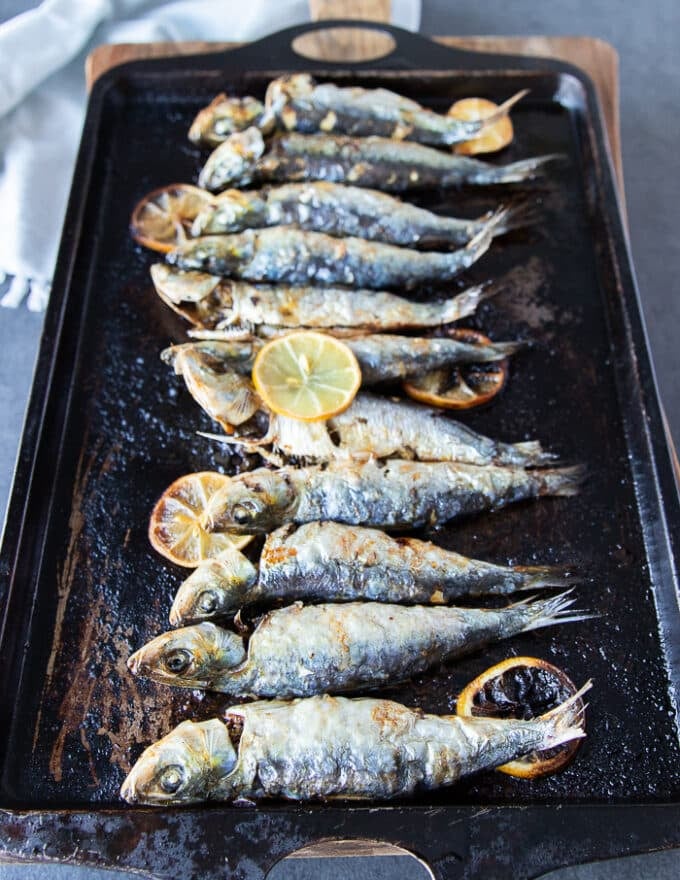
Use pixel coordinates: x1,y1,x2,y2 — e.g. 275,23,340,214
170,521,573,625
168,214,505,289
189,73,527,149
121,686,590,805
191,181,533,248
130,592,586,698
152,263,495,335
198,127,560,194
198,457,583,535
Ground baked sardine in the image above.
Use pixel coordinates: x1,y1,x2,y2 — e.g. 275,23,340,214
129,594,585,698
198,458,584,535
188,76,527,148
191,181,529,247
121,686,590,804
151,263,493,334
169,524,573,625
198,127,560,193
167,217,505,288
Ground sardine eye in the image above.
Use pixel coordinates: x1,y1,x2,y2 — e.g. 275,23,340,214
164,649,192,674
159,764,184,794
232,504,253,525
198,590,218,614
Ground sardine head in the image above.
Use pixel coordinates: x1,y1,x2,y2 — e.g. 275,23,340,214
188,94,264,144
207,469,298,534
170,549,259,626
150,263,220,306
121,718,237,805
198,127,265,191
192,189,264,236
127,622,247,688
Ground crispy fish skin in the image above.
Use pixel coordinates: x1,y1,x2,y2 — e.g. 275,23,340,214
264,75,527,147
198,127,560,193
169,521,573,625
151,263,492,333
325,394,552,466
130,594,585,698
205,458,584,534
167,220,501,289
120,687,590,804
192,181,522,247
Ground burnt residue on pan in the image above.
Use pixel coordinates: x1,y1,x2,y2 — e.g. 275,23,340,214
0,66,679,816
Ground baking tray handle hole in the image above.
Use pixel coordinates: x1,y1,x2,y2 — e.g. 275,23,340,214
266,839,435,880
291,26,397,63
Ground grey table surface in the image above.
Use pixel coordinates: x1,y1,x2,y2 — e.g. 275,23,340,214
0,1,679,878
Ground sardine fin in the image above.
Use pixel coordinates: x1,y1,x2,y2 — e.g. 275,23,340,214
539,464,587,497
539,680,593,749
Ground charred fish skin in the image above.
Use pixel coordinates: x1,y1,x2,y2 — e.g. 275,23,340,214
192,181,524,248
206,459,585,535
188,93,269,146
130,594,586,698
169,521,573,625
120,687,590,804
265,75,527,148
198,128,561,193
167,219,502,289
151,263,492,333
343,335,521,383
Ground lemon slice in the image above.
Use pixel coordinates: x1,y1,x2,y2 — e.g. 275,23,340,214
403,328,508,410
449,97,514,156
130,184,215,253
149,472,253,567
252,331,361,421
456,656,585,778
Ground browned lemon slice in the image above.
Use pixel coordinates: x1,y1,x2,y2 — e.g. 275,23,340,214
130,184,215,253
457,656,584,778
149,472,253,567
449,97,514,156
403,328,508,410
252,331,361,422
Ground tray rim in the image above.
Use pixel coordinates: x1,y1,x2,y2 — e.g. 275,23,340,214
1,21,680,879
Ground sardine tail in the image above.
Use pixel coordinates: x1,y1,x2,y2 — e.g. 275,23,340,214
539,680,593,750
510,440,559,467
442,283,492,321
539,464,587,497
490,198,543,236
474,154,565,185
513,563,580,591
519,589,595,633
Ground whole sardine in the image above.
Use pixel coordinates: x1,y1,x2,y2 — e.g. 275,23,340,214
197,458,584,535
151,263,494,333
162,336,519,408
188,76,527,148
169,524,573,625
167,217,505,288
265,75,528,147
197,127,560,193
121,686,590,804
191,181,531,247
129,594,586,698
256,394,553,466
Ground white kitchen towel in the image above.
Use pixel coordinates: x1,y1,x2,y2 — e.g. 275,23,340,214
0,0,421,310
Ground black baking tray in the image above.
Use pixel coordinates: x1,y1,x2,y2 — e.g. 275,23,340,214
1,20,680,880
